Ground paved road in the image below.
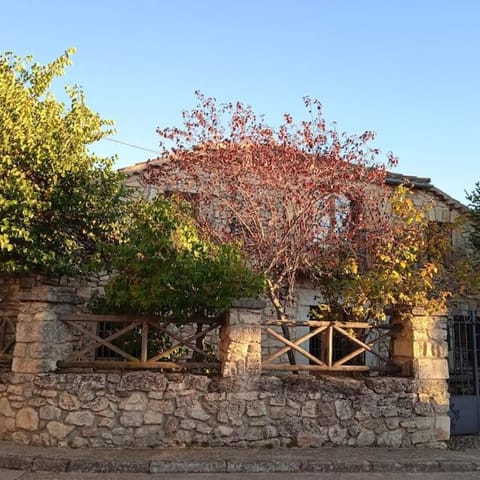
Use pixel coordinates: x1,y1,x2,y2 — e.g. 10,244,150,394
3,470,480,480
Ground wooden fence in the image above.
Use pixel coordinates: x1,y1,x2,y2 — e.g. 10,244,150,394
0,315,15,369
2,312,402,375
261,320,401,373
58,314,223,371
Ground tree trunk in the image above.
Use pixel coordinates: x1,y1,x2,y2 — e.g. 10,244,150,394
266,281,297,367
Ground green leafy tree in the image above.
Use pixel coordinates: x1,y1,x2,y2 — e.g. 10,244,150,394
467,182,480,252
313,185,478,322
0,49,127,274
103,195,265,323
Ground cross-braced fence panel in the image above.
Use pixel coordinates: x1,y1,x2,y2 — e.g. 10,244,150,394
58,314,222,372
261,320,400,374
0,314,16,370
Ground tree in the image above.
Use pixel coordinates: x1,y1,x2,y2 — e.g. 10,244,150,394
0,49,127,275
314,185,453,322
467,182,480,252
144,92,398,324
103,195,264,322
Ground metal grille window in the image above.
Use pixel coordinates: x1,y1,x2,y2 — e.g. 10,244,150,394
448,312,479,395
96,322,123,359
448,311,480,435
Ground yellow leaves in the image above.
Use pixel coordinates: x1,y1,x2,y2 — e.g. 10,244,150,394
309,303,330,320
343,258,358,275
0,234,13,252
390,185,427,229
379,253,392,264
314,184,459,319
420,262,438,278
170,225,199,253
389,270,401,281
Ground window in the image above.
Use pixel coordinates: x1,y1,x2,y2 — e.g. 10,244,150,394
313,194,351,242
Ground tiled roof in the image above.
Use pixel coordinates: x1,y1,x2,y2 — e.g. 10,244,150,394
385,172,469,214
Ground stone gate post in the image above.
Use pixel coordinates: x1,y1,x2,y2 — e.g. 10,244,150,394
11,276,83,373
220,298,264,377
391,307,450,442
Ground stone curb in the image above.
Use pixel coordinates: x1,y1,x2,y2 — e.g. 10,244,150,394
0,453,479,474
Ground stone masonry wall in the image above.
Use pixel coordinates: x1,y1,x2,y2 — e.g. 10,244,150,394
0,275,451,449
0,274,109,373
0,372,448,448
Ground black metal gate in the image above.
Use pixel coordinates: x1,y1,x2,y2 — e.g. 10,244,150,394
448,311,480,435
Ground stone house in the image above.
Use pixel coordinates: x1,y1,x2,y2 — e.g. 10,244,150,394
121,159,479,411
0,159,476,448
120,159,475,322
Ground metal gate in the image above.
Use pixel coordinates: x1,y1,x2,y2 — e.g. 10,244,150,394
448,311,480,435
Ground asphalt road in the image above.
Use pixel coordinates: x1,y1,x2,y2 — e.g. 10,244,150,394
3,471,480,480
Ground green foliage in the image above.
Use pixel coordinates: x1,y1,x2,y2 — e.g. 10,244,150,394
312,186,456,321
103,195,265,323
0,49,127,274
467,182,480,252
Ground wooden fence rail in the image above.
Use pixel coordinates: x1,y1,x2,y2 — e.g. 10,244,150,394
261,320,401,373
0,315,16,368
58,314,223,371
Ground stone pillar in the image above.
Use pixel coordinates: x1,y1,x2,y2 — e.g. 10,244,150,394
392,307,450,443
220,298,264,377
11,276,82,373
392,308,449,379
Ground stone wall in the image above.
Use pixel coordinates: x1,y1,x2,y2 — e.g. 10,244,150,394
8,276,102,374
0,372,448,448
0,275,451,448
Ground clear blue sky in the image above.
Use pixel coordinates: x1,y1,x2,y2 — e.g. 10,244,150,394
1,0,479,203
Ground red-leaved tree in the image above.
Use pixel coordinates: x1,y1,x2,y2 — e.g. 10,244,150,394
144,92,398,326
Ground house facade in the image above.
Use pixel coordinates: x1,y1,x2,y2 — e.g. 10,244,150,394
121,160,480,435
0,160,476,448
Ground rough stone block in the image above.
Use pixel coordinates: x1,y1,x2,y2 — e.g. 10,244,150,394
119,392,148,411
335,399,353,420
119,411,144,427
12,357,57,374
414,358,449,380
357,429,376,446
144,411,163,425
65,411,94,427
435,414,451,441
39,405,62,420
246,400,267,417
16,407,39,431
215,425,234,437
377,429,403,447
411,428,434,445
15,322,44,343
0,398,15,417
328,425,348,445
301,400,317,418
59,392,80,411
188,403,210,421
